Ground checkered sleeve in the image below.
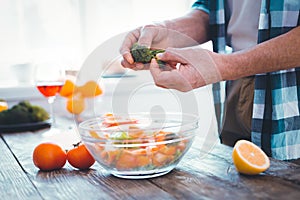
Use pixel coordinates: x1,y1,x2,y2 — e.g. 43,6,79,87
191,0,210,14
252,0,300,160
192,1,227,134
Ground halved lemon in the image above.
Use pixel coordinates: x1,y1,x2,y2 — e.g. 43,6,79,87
232,140,270,175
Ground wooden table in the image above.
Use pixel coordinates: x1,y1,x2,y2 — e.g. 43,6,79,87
2,69,299,200
1,123,300,200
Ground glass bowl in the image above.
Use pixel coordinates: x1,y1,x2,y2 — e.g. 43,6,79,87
78,112,199,179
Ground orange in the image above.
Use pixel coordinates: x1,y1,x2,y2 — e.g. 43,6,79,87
101,149,120,165
66,94,85,114
67,144,95,170
0,100,8,112
232,140,270,175
116,150,137,169
152,152,171,167
158,145,177,155
60,79,76,97
78,81,102,98
136,155,151,167
128,126,144,138
32,142,67,171
103,112,114,117
90,131,101,139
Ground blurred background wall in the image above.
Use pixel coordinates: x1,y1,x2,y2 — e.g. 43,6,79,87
0,0,194,84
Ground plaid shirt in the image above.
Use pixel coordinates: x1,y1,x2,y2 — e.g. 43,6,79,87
192,0,300,160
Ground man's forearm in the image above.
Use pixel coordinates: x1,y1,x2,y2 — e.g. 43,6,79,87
165,9,210,45
219,26,300,80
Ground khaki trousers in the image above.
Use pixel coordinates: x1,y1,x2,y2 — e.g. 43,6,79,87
220,76,255,147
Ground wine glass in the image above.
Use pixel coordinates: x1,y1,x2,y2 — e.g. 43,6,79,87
35,61,65,136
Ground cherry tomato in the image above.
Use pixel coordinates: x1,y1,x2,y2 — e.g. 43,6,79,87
33,142,67,171
67,143,95,170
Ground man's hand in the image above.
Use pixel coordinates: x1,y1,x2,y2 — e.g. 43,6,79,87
149,46,223,92
119,10,210,71
149,26,300,93
120,24,170,70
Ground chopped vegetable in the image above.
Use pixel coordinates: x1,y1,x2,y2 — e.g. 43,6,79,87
130,43,165,67
110,132,131,140
102,115,138,127
89,113,192,171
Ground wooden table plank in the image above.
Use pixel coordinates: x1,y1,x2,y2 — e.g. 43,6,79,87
0,135,42,199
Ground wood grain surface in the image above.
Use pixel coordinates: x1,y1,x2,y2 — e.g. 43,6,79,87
1,127,300,200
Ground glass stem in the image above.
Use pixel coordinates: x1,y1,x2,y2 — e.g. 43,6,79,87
48,96,57,127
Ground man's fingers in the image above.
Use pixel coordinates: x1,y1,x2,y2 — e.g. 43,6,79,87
137,26,157,47
122,52,134,65
150,58,174,88
149,58,162,80
156,48,187,64
121,57,136,69
120,28,141,64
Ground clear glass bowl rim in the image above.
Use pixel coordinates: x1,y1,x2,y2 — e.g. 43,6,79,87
79,112,199,132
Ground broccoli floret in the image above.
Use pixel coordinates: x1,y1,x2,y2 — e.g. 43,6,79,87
0,104,30,124
0,101,49,125
29,105,49,122
130,43,165,65
19,100,31,108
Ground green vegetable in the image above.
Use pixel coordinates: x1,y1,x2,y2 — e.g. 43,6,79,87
130,43,165,67
0,101,49,125
110,132,131,140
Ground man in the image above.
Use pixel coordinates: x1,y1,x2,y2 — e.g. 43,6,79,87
120,0,300,161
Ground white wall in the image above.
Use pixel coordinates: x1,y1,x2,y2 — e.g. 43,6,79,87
0,0,195,84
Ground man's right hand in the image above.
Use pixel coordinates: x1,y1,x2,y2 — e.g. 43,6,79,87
120,23,170,70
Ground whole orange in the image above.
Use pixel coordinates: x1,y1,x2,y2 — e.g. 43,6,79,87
78,81,102,98
60,79,76,97
67,144,95,170
66,95,85,115
33,142,67,171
